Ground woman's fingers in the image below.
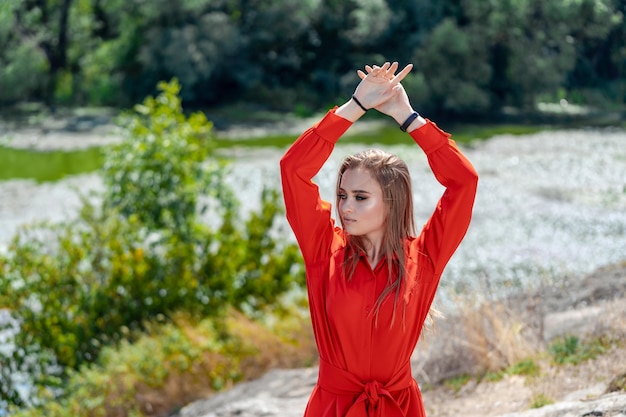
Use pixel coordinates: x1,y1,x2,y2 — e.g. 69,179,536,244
361,62,412,83
387,62,399,79
355,62,413,100
390,64,413,85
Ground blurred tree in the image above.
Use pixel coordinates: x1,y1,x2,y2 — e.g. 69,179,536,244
412,18,492,115
84,0,320,107
566,0,625,105
137,11,241,103
78,0,233,105
302,0,394,106
0,0,624,112
22,0,71,104
0,0,49,104
460,0,622,110
460,0,577,109
382,0,458,62
0,0,105,105
223,0,319,109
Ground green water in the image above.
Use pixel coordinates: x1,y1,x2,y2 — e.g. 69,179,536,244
0,145,105,182
0,124,542,183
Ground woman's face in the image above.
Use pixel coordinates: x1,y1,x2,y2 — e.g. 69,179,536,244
338,168,386,242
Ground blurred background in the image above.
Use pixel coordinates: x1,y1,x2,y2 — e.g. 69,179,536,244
0,1,625,416
0,0,624,118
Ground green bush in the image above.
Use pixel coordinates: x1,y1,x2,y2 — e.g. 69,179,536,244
507,358,541,378
8,311,314,417
102,78,227,238
0,80,304,409
548,335,607,366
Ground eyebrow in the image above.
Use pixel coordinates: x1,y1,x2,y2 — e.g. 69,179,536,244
338,188,372,194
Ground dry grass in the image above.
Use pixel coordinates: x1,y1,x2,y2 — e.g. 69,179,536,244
456,298,543,373
130,310,317,416
223,310,317,380
420,296,626,417
414,293,545,385
415,259,626,384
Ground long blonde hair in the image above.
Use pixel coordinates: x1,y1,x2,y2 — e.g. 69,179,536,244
336,149,416,327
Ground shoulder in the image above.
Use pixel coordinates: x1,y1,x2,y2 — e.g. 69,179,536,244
405,236,435,272
330,227,347,256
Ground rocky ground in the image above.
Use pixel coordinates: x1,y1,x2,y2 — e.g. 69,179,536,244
173,263,626,417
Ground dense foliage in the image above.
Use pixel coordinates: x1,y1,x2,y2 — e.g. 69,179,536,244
0,0,624,115
6,311,315,417
0,80,304,410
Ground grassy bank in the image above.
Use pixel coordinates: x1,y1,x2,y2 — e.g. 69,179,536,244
0,145,104,182
0,120,543,182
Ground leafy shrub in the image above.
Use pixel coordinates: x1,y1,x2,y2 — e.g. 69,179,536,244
506,358,541,378
482,358,541,383
548,335,607,365
8,311,315,417
0,80,304,409
102,78,226,237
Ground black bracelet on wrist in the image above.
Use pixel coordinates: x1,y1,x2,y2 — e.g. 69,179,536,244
399,111,419,132
351,95,368,112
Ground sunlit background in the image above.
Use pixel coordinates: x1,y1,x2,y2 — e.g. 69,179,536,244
0,0,625,416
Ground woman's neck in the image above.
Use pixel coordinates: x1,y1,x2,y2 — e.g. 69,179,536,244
364,237,383,269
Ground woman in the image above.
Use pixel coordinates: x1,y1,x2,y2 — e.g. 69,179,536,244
280,62,478,417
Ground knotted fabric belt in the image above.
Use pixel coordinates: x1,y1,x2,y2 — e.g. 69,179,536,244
317,357,414,417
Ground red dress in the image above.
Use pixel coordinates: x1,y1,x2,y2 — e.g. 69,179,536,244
280,108,478,417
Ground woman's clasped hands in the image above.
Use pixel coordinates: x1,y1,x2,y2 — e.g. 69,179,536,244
352,61,417,126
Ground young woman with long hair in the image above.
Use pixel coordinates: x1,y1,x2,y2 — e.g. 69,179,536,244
280,62,479,417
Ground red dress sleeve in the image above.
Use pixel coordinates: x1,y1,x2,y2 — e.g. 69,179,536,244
280,108,352,266
410,119,479,277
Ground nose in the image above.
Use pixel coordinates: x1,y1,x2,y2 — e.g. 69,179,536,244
340,199,353,214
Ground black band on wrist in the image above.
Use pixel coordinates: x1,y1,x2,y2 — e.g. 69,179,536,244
400,111,419,132
351,95,368,112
